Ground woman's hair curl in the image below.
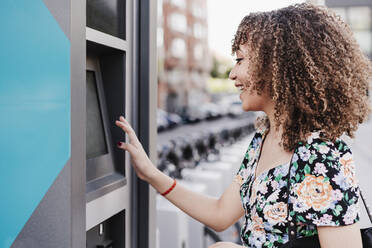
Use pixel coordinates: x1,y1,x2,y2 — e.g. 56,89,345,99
232,3,372,151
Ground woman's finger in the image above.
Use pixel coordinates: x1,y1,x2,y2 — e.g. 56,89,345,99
115,121,133,137
115,120,128,134
119,116,135,134
119,116,139,138
116,117,132,132
119,116,128,124
115,120,141,146
117,141,134,153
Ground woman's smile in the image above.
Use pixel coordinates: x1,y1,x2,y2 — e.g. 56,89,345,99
235,82,247,98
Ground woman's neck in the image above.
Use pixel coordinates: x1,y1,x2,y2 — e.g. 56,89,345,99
263,101,284,144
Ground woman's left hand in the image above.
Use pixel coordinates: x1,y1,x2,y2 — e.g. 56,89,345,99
208,242,244,248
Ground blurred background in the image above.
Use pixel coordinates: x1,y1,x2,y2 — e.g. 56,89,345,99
154,0,372,247
156,0,372,122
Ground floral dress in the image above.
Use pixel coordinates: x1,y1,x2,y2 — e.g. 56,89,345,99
234,127,361,248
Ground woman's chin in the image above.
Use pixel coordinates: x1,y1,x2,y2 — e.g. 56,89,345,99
242,102,261,112
241,102,250,111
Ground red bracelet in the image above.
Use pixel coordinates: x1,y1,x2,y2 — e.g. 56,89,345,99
161,179,177,196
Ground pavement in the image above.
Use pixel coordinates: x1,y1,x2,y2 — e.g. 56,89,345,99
346,117,372,228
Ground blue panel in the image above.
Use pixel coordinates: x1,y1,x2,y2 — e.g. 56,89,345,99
0,1,70,246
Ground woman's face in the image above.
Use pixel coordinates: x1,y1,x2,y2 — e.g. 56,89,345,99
229,44,271,112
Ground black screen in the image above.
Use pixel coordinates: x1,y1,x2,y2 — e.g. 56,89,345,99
86,71,108,159
87,0,126,39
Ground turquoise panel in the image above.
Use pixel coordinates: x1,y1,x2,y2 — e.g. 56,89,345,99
0,1,70,246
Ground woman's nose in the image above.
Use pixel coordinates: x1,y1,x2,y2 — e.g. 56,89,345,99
229,68,236,80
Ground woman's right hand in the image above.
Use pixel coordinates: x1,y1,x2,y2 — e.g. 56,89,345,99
115,116,157,182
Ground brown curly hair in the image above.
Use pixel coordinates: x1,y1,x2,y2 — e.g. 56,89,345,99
232,3,372,152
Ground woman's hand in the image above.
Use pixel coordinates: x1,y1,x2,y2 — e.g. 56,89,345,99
115,116,156,182
208,242,244,248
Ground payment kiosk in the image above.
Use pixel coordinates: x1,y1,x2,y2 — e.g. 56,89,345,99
1,0,158,247
85,0,158,248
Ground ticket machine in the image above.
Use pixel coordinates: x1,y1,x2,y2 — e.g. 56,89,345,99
1,0,158,247
85,0,157,248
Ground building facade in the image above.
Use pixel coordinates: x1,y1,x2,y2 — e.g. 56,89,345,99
158,0,211,114
325,0,372,58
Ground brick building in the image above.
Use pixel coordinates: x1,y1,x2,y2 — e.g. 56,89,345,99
157,0,211,114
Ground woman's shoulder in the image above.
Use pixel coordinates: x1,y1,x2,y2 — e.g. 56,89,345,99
300,130,351,156
293,130,356,185
290,131,360,227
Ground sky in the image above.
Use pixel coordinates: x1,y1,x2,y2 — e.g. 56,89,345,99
207,0,306,60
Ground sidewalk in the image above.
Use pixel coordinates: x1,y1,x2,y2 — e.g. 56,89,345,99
347,118,372,228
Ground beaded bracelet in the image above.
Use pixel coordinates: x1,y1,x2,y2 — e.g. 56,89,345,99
161,179,177,196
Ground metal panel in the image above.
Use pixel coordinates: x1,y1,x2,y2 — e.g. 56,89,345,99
86,27,129,51
70,0,86,247
85,1,133,247
148,0,159,248
134,0,158,247
86,186,130,230
130,1,139,247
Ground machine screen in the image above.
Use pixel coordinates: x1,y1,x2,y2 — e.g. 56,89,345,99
86,71,108,159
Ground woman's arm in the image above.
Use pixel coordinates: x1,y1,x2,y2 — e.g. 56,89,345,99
148,167,245,232
317,221,362,248
115,116,245,233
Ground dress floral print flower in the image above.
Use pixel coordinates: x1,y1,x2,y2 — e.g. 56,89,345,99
234,127,361,248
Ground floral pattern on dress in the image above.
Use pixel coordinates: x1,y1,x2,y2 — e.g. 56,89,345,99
234,128,360,248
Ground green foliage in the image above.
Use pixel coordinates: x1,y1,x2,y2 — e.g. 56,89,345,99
210,56,231,79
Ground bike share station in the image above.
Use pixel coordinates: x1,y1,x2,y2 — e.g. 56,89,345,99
156,115,256,248
1,0,158,247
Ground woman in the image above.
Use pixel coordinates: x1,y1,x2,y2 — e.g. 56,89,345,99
115,3,372,248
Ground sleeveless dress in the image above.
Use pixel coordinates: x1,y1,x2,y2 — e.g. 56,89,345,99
234,127,361,247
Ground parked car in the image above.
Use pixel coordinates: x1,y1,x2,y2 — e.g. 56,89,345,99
157,109,169,132
179,106,207,124
200,102,222,120
157,109,183,132
228,101,244,117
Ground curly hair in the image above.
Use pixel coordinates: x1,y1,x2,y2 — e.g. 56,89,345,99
232,3,372,152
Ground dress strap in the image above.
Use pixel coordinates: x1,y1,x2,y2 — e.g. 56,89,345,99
360,189,372,224
285,150,297,244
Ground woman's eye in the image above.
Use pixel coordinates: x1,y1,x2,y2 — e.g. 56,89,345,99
235,58,243,64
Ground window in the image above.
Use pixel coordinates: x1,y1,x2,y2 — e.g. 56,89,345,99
348,7,371,30
353,30,372,55
193,23,204,39
170,0,185,9
167,69,186,84
171,38,186,58
332,7,347,22
192,2,204,18
169,13,187,33
193,43,203,60
348,6,372,55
